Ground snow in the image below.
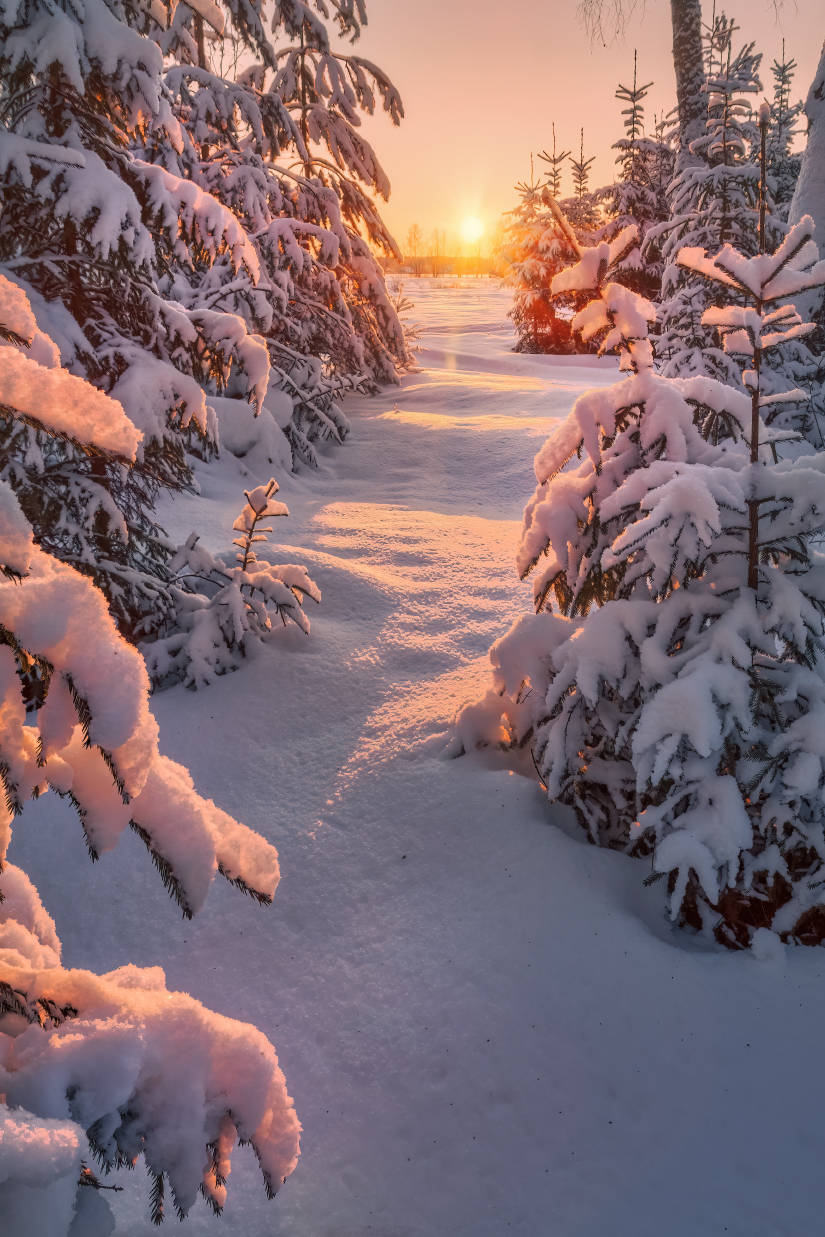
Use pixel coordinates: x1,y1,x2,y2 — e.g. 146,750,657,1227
0,275,141,459
0,1102,84,1237
10,279,825,1234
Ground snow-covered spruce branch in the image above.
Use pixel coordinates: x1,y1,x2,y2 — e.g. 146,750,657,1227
0,0,405,645
143,480,320,689
0,499,301,1225
454,216,825,949
0,291,299,1225
0,913,300,1226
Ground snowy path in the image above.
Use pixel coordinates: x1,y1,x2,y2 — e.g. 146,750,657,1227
12,280,825,1236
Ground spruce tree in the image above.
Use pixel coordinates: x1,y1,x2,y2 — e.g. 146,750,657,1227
266,0,407,380
562,129,599,231
652,20,773,386
144,477,321,688
537,125,569,197
459,183,825,949
0,278,300,1228
0,0,408,644
146,0,409,465
767,42,804,216
0,0,273,639
500,136,586,355
597,52,674,300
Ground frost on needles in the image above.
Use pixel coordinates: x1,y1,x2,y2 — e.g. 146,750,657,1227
456,215,825,950
0,291,300,1227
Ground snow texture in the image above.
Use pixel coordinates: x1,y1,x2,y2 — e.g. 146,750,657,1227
0,309,300,1225
7,279,825,1236
0,277,141,459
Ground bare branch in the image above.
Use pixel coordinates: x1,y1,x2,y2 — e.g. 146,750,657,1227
576,0,641,46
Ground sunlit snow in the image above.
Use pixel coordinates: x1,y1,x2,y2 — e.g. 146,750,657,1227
10,279,825,1237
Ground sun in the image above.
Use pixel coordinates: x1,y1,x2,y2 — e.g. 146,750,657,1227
460,217,484,244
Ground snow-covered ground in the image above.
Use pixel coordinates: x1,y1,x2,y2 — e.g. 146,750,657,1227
11,279,825,1236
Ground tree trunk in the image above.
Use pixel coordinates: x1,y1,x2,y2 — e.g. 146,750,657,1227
789,38,825,324
671,0,705,173
790,39,825,233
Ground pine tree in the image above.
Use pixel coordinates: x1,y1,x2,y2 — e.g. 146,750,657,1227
0,0,273,640
597,52,674,299
499,137,584,354
767,41,804,215
651,20,774,385
457,193,825,947
0,280,299,1228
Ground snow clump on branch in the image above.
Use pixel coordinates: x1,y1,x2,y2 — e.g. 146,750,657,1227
0,302,300,1225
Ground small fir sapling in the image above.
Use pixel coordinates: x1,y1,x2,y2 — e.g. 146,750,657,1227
537,127,571,198
455,191,825,948
143,479,320,689
0,297,300,1227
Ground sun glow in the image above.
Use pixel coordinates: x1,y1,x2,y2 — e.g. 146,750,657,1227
460,216,484,244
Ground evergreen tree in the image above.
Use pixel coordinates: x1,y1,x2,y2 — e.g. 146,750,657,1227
0,278,299,1228
266,0,407,376
537,124,569,197
651,21,774,385
0,0,273,640
716,108,825,448
144,477,321,688
0,0,407,644
456,206,825,949
499,141,596,355
147,0,409,464
767,41,804,215
562,128,599,231
597,53,674,299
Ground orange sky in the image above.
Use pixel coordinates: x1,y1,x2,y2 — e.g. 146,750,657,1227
347,0,823,252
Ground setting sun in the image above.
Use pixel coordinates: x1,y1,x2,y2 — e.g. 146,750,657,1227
460,216,484,244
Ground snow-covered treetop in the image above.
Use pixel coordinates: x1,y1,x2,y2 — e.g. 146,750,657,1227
570,129,595,200
612,52,654,181
536,126,570,198
769,44,804,162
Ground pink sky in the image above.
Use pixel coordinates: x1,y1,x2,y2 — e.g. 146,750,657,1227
347,0,823,251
